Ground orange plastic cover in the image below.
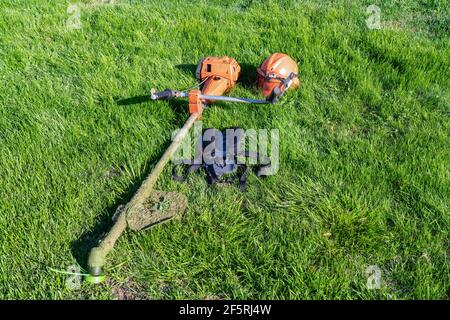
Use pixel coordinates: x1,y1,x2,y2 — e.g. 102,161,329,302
196,56,241,83
195,56,241,98
188,89,202,118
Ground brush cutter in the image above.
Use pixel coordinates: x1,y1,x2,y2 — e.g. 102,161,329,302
85,53,299,284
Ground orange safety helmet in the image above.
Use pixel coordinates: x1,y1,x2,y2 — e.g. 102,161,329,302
257,53,299,97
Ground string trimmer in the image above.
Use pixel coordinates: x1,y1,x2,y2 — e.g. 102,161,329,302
85,53,299,283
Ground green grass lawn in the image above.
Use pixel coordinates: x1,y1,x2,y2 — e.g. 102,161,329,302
0,0,449,299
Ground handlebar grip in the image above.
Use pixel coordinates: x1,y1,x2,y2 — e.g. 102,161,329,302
266,72,297,104
267,87,281,104
150,89,175,100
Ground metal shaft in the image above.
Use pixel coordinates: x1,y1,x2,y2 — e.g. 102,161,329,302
199,94,270,104
150,89,271,105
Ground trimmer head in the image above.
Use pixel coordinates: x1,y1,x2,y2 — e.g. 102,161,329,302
84,273,106,284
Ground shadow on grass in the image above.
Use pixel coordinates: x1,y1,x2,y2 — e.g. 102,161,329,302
116,95,151,106
115,92,190,127
237,63,258,89
175,63,197,76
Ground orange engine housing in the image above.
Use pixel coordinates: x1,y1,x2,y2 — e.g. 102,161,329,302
196,56,241,98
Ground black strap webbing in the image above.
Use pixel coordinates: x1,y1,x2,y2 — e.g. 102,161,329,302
172,163,202,182
238,164,249,192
